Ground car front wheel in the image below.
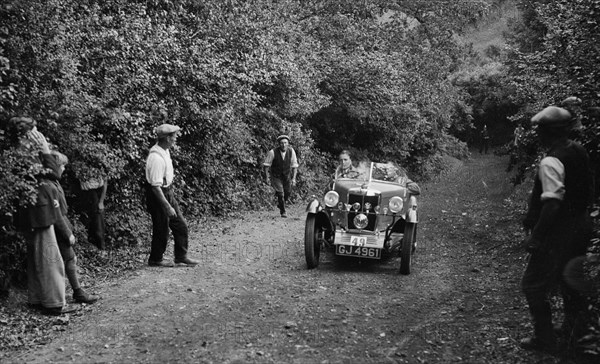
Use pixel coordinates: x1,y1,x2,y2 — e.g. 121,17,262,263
305,214,322,269
399,222,417,275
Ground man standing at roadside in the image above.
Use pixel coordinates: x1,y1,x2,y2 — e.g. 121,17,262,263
513,124,524,147
520,105,593,352
79,173,107,251
479,124,490,154
263,135,298,218
145,124,198,267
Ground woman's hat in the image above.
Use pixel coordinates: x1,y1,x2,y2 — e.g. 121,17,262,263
8,116,36,135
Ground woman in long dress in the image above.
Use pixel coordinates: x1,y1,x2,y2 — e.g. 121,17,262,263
9,117,77,315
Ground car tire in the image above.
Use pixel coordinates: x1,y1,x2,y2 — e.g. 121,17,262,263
305,214,321,269
399,222,416,275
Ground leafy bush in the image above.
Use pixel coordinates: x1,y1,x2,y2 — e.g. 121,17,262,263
505,0,600,191
504,0,600,354
0,0,508,293
0,140,50,296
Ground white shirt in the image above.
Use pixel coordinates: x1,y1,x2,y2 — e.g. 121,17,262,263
263,148,299,168
146,144,174,187
538,156,565,201
80,176,105,191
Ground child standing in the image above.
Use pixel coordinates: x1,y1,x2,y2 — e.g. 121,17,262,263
51,151,99,304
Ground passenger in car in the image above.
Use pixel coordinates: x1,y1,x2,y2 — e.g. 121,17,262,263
394,169,421,196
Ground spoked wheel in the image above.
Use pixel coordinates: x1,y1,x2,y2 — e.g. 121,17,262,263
305,214,323,269
399,222,417,275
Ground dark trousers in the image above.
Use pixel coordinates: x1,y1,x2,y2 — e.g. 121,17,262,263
82,187,106,250
271,176,291,214
479,138,490,154
521,214,592,344
146,186,188,262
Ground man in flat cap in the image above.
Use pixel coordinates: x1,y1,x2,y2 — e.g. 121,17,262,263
520,104,593,352
263,135,298,218
145,123,198,267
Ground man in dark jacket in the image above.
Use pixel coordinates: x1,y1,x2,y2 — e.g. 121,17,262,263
520,105,593,352
263,135,298,218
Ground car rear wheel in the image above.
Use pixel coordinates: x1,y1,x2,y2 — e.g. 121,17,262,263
399,222,416,275
305,214,322,269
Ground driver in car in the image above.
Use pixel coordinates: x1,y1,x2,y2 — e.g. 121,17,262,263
334,150,360,179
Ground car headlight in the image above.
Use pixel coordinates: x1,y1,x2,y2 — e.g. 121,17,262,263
324,191,339,208
352,202,361,211
353,213,369,229
388,196,404,213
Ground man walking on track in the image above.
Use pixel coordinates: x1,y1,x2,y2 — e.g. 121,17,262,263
263,134,298,218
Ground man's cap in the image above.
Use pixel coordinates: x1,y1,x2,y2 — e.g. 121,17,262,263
560,96,582,107
277,134,290,142
155,123,181,136
531,106,575,129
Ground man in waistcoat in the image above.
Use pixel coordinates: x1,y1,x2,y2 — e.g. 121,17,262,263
520,105,593,352
263,135,298,218
145,124,199,267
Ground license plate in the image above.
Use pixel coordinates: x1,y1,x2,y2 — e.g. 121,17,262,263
336,245,381,259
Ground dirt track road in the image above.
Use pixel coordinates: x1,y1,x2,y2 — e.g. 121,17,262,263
14,154,558,363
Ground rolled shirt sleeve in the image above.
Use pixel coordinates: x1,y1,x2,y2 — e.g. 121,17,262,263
289,149,299,169
145,145,173,187
146,153,166,187
539,156,565,201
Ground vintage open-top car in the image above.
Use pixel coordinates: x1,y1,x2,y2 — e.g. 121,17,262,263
304,161,420,274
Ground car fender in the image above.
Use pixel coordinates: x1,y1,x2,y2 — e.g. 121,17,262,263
305,199,322,214
406,196,418,223
306,208,335,244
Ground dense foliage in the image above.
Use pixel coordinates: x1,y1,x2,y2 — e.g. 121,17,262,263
1,0,599,356
505,0,600,185
0,0,490,293
503,0,600,354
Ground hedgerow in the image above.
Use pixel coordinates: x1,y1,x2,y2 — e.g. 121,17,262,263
0,0,494,294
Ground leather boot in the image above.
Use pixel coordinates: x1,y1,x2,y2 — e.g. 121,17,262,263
521,317,557,353
276,193,286,217
73,288,100,304
522,293,557,353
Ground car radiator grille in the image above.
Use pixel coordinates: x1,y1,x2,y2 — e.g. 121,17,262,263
347,194,379,231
